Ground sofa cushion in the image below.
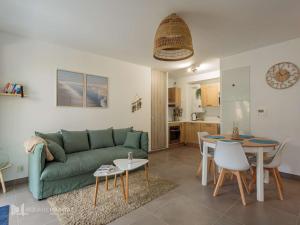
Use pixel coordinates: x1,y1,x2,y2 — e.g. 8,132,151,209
35,131,63,147
61,130,90,153
123,132,141,149
88,128,114,149
113,127,133,145
140,132,149,152
47,140,67,163
40,146,147,181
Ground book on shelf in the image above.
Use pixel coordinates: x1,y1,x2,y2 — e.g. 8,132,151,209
1,82,24,96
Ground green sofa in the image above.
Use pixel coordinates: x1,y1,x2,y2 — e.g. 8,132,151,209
29,128,148,200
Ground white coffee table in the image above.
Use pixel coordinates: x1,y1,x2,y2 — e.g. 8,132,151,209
113,159,149,203
93,167,125,207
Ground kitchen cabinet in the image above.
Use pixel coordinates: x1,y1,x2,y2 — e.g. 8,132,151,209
168,87,181,107
184,122,201,144
201,83,220,107
183,122,219,144
200,123,219,135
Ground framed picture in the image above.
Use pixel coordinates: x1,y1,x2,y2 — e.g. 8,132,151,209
57,70,84,107
86,74,108,107
56,69,108,107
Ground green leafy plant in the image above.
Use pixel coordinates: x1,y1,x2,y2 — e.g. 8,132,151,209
195,88,201,99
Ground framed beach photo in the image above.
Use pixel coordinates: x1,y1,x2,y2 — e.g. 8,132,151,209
57,70,84,107
86,74,108,107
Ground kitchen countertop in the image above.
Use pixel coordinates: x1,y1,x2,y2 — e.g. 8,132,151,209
168,120,220,124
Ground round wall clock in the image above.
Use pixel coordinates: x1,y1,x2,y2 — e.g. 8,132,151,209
266,62,300,89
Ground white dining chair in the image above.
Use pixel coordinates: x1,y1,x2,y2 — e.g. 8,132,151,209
196,132,217,184
213,141,250,206
249,138,290,200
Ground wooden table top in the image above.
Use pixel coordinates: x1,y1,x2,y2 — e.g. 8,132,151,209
201,134,279,148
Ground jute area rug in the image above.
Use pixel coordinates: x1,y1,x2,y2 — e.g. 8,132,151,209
47,170,176,225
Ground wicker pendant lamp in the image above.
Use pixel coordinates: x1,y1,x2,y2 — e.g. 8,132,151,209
153,13,194,61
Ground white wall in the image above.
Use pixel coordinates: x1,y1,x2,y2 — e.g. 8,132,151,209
0,32,151,181
221,38,300,176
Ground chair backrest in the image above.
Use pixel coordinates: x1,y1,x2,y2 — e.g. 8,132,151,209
214,141,250,171
197,131,209,155
267,137,290,168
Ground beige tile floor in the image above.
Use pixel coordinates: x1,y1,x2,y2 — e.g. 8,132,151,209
1,146,300,225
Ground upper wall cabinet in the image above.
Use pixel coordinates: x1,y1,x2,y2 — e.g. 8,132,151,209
168,87,181,107
201,83,220,107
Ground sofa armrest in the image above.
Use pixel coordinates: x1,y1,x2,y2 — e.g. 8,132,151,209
28,143,46,199
140,132,149,153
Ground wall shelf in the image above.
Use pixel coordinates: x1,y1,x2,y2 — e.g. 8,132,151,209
0,93,26,98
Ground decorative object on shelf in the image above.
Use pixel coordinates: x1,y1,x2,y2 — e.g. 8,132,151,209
232,122,240,140
1,82,24,97
173,107,183,121
57,69,108,108
266,62,300,89
131,95,142,113
153,13,194,61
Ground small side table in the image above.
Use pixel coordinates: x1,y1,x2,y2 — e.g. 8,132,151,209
0,164,11,193
93,167,125,207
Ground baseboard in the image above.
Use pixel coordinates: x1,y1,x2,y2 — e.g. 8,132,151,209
149,148,169,154
5,177,28,187
184,143,199,148
279,172,300,181
168,143,185,149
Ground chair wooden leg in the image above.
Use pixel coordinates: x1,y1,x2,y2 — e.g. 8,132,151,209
219,170,226,187
272,168,284,200
212,161,217,185
213,168,225,197
208,158,212,174
249,167,256,193
0,171,6,194
241,172,250,194
236,171,247,206
196,160,202,177
275,168,284,191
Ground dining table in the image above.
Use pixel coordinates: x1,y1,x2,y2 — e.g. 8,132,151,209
201,134,279,202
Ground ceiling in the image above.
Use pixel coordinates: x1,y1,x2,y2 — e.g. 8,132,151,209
0,0,300,72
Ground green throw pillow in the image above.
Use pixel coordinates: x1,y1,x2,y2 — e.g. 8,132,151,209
61,130,90,153
35,131,64,147
140,132,148,152
113,127,133,145
123,132,141,149
88,128,115,149
47,140,67,162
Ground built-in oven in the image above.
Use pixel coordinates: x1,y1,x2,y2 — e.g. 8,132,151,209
169,125,181,144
